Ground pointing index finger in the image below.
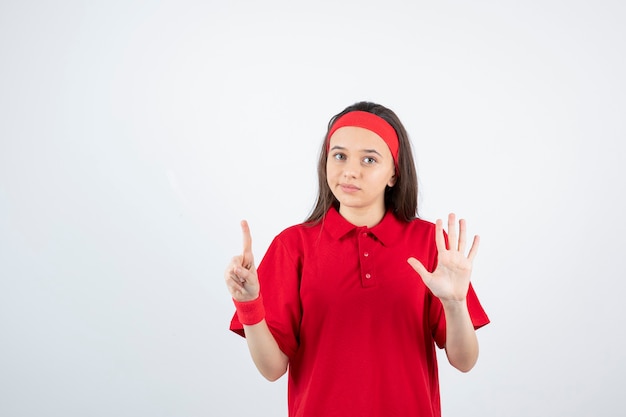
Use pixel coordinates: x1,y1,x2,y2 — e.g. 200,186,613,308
240,220,253,269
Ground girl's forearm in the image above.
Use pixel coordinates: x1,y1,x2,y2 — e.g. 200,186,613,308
243,320,289,381
442,300,479,372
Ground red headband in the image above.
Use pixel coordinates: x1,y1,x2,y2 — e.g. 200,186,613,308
327,111,399,171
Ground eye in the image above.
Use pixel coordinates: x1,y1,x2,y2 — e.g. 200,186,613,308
363,156,377,164
332,152,346,161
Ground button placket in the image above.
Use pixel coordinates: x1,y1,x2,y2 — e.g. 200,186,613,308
358,230,375,287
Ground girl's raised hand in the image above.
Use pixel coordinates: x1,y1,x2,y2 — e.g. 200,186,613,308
407,213,479,303
224,220,261,302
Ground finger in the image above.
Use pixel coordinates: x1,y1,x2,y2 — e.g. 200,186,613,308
407,257,429,280
226,274,245,291
447,213,457,251
467,235,480,261
225,263,246,285
406,257,432,286
226,276,249,299
434,218,446,252
234,265,253,284
224,267,244,297
225,255,243,275
225,256,242,278
240,220,254,269
458,218,467,254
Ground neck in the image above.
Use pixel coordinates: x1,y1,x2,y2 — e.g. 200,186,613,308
338,205,386,228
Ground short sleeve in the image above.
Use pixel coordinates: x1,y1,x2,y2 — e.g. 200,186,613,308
229,231,302,360
430,283,490,348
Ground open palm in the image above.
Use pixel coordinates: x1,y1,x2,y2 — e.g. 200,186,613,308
407,213,479,302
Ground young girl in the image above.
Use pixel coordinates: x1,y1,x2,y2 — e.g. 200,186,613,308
225,101,489,417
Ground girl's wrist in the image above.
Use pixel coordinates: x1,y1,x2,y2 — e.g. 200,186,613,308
233,294,266,325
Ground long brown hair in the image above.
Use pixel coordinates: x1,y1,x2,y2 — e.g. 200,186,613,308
305,101,419,224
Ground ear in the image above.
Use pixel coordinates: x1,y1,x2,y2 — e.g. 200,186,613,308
387,174,397,187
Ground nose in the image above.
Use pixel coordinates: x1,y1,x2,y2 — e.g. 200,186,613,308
342,158,361,178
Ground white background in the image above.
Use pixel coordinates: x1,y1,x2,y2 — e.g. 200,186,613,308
1,1,625,416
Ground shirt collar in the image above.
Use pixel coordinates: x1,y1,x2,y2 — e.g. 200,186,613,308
323,207,406,246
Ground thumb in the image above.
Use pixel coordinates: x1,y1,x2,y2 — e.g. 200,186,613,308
407,257,430,283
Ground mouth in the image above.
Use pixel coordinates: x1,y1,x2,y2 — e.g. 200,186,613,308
339,183,361,193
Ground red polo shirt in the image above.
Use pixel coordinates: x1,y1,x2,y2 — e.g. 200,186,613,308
230,208,489,417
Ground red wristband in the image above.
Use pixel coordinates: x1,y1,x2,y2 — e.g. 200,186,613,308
233,294,266,325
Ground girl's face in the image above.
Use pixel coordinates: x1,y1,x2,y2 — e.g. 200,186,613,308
326,126,397,222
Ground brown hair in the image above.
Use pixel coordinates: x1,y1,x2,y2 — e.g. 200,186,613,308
305,101,419,224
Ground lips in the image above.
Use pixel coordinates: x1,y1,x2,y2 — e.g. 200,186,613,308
339,183,361,193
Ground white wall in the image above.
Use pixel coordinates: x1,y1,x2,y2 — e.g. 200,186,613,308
1,1,625,416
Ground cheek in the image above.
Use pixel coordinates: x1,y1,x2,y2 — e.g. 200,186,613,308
324,162,332,187
375,169,395,188
325,160,337,179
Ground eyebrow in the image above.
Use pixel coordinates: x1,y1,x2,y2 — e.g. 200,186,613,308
330,145,383,156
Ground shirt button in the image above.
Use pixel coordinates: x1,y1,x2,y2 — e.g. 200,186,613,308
362,232,367,237
365,273,371,279
363,252,369,257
